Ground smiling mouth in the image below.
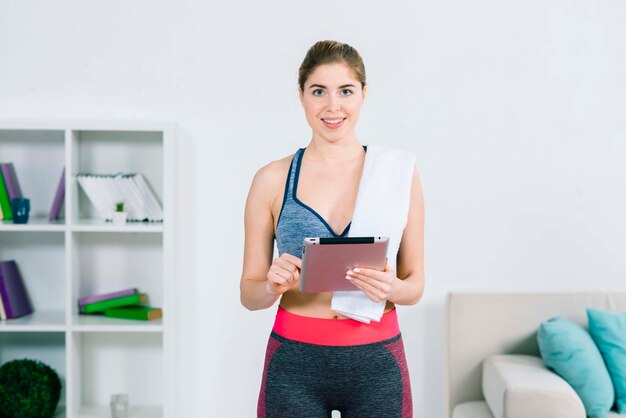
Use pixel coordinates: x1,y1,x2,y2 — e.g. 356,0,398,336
321,118,346,125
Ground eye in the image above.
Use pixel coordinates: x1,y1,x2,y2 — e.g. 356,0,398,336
312,89,324,96
340,89,353,96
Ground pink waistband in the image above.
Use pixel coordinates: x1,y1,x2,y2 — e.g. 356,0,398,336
272,306,400,346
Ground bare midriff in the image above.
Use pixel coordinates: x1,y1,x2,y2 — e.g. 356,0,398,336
279,289,395,320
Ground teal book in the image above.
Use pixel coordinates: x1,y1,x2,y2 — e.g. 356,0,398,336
0,170,12,220
104,306,162,321
80,293,147,314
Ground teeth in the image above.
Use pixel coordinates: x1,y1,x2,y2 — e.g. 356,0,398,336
324,118,344,124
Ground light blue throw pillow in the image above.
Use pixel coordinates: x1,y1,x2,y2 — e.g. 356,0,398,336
588,308,626,413
537,317,614,418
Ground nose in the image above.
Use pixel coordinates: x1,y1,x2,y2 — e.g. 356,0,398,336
326,94,341,111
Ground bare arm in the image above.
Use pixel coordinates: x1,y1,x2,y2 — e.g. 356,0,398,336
240,165,279,311
240,162,302,311
390,167,425,305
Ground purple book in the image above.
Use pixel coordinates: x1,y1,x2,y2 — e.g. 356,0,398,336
0,163,23,200
78,288,138,307
49,167,65,221
0,260,33,319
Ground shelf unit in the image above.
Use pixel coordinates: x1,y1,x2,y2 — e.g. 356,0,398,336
0,120,175,418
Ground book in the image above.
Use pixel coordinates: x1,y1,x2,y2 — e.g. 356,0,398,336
77,174,111,221
0,170,12,220
0,260,33,319
80,292,148,314
76,172,163,222
78,287,138,307
0,163,23,201
49,167,65,221
0,287,6,320
95,175,117,218
104,306,162,321
134,174,163,221
122,174,148,221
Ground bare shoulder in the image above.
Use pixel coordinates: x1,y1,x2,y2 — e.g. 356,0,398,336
248,153,294,213
251,153,293,191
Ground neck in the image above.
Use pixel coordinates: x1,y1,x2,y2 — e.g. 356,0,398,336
306,136,364,163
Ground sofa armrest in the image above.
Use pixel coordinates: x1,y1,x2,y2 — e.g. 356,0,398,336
482,355,585,418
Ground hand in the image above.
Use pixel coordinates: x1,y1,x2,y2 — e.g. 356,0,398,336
346,258,400,303
266,253,302,297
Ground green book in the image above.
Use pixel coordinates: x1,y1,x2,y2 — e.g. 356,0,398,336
0,171,12,220
104,306,162,321
80,293,148,314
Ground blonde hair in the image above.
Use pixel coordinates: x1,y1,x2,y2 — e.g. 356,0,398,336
298,40,366,91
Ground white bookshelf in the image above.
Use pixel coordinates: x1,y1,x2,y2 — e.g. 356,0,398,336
0,120,175,418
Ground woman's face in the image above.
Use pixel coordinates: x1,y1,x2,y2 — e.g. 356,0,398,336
299,62,366,144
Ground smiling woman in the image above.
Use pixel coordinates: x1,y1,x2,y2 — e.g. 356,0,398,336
299,62,365,137
240,40,425,418
298,42,367,142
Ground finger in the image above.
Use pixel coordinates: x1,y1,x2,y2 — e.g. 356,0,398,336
276,256,300,273
270,273,287,287
348,272,390,294
273,263,296,282
281,253,302,269
348,277,386,302
289,276,300,288
349,267,388,283
270,267,291,284
280,269,294,283
270,258,298,274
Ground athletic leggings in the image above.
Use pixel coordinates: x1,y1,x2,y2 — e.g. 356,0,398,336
258,307,412,418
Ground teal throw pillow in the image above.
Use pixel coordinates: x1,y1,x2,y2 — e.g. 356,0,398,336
588,308,626,413
537,317,614,418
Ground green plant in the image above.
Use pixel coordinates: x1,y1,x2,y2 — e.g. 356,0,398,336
0,358,61,418
115,201,124,212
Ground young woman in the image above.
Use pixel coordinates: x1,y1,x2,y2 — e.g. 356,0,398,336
240,40,425,418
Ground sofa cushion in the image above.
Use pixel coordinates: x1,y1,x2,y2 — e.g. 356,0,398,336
588,308,626,413
538,317,614,418
482,354,585,418
453,401,494,418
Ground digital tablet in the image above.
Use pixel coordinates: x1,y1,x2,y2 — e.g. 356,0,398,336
299,236,389,292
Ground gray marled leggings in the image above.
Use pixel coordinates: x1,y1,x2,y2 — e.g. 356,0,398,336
258,331,412,418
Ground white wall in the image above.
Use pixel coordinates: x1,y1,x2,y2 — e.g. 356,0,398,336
2,0,626,416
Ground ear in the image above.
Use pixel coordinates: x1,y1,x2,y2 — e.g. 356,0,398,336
362,84,367,101
298,86,304,105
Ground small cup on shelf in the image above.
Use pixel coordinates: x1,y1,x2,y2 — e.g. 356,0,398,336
110,393,129,418
11,197,30,224
112,202,127,225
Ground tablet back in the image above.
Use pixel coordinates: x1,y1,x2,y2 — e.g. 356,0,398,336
299,237,389,292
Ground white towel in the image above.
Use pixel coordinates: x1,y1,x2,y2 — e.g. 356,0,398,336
331,145,416,323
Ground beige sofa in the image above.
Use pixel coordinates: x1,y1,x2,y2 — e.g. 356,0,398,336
445,292,626,418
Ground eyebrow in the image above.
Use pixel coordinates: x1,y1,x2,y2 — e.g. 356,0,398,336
308,84,357,89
